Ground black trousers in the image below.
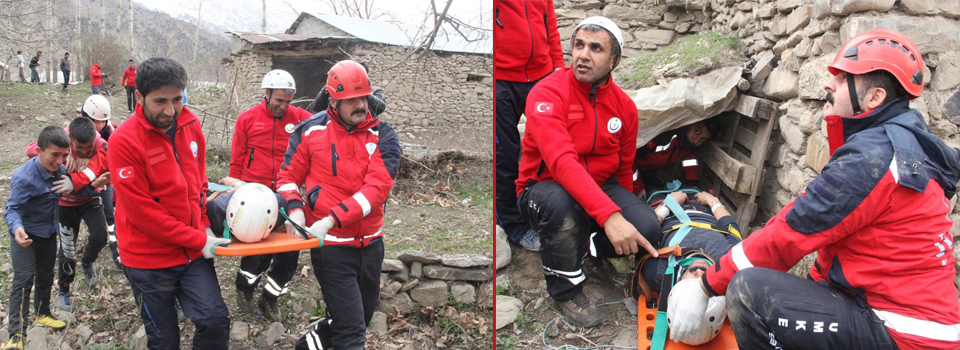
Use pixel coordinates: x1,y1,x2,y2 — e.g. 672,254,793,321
8,233,56,337
123,258,230,350
306,238,384,350
206,191,297,300
57,199,108,294
518,179,661,301
727,268,899,350
495,79,540,242
61,70,69,89
126,86,136,111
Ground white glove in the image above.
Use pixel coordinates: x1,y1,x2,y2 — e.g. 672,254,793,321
52,175,75,194
284,209,305,236
307,217,335,238
667,277,710,343
201,228,231,259
638,189,647,201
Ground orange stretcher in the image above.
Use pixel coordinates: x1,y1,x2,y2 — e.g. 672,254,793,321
637,293,739,350
212,231,322,256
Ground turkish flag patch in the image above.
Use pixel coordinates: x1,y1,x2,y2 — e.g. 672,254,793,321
532,102,554,115
116,167,134,181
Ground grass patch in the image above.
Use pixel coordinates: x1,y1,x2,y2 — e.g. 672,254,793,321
0,83,47,99
619,31,743,90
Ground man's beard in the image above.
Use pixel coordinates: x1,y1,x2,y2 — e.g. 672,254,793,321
144,103,178,130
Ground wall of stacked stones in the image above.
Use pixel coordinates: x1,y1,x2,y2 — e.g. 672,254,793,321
224,43,493,137
554,0,960,234
376,250,494,320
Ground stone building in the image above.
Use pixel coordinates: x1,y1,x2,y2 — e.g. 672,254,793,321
224,12,492,136
551,0,960,235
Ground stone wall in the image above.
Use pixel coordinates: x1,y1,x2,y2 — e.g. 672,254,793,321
376,250,494,320
223,40,492,140
553,0,960,235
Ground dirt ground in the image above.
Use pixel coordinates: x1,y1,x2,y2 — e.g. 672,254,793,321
0,82,493,349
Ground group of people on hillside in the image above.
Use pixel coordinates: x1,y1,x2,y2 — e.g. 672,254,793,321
14,51,137,107
495,0,960,349
4,56,399,350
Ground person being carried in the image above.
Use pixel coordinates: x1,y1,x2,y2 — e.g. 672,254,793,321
668,30,960,350
107,57,231,349
632,120,719,198
516,16,661,328
280,60,401,350
212,69,312,322
3,127,73,350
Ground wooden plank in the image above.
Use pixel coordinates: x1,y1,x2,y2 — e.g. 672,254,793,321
733,95,762,119
699,143,758,194
733,126,758,153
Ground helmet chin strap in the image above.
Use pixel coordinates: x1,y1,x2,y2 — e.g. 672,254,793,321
847,74,863,116
588,56,620,101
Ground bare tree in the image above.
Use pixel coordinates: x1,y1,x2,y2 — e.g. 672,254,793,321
194,0,202,64
380,0,490,69
129,0,134,55
100,0,106,37
262,0,267,32
319,0,391,21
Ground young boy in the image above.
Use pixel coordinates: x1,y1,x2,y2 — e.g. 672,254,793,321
3,127,72,350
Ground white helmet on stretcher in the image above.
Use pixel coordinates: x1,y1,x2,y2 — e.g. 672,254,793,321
668,294,728,345
226,183,279,243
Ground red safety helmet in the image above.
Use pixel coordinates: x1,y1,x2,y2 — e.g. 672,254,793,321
828,29,925,99
325,60,373,100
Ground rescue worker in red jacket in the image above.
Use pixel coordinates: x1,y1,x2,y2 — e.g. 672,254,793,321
107,57,231,349
632,119,718,197
121,60,137,113
495,0,565,251
279,60,400,350
89,63,106,95
515,17,661,328
668,30,960,350
214,69,312,322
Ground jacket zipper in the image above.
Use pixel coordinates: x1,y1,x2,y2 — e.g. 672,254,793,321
153,120,197,262
496,8,503,28
247,149,255,169
523,1,533,82
272,117,278,189
331,144,338,176
544,13,549,44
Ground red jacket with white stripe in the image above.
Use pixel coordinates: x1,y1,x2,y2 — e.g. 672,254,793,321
515,66,638,225
277,108,400,247
493,0,564,82
25,127,108,207
632,127,699,194
68,148,108,192
121,67,136,87
107,105,212,269
229,100,312,190
703,99,960,350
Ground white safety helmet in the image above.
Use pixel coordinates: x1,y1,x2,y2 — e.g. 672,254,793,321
261,69,296,91
573,16,625,53
82,94,111,121
668,295,728,345
225,183,279,243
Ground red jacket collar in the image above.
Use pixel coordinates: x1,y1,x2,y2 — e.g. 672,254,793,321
566,66,616,97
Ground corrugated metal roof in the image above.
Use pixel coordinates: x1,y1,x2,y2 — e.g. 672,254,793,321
301,13,491,55
230,32,323,44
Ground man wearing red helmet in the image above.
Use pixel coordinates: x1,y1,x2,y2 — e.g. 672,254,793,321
277,60,400,350
668,30,960,349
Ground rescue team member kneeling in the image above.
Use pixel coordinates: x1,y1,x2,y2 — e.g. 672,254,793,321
515,16,661,328
278,60,400,350
669,30,960,350
107,57,231,349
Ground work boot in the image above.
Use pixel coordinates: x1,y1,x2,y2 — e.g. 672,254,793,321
54,291,73,313
295,317,333,349
81,262,99,289
554,293,603,328
257,294,281,322
34,315,66,330
236,289,256,314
